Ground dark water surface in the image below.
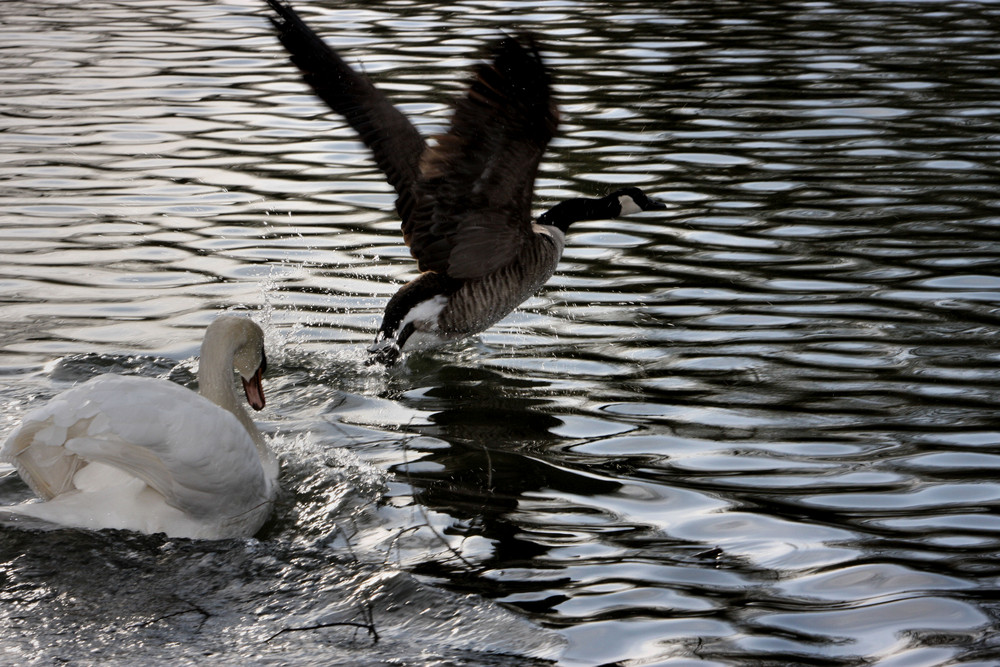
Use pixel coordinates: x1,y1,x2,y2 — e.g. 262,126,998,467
3,0,1000,665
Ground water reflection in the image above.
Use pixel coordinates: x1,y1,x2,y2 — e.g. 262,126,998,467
3,0,1000,665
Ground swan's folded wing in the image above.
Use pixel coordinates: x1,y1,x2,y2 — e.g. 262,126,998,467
3,421,85,500
73,376,269,519
4,375,269,521
2,380,110,499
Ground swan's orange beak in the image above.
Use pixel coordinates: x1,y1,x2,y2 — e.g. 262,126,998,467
242,366,266,411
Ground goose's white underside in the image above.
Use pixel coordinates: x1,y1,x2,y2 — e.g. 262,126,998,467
399,294,453,352
402,295,448,330
1,374,276,539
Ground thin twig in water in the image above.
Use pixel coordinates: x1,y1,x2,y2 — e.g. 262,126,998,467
133,596,210,633
265,619,379,644
330,523,379,637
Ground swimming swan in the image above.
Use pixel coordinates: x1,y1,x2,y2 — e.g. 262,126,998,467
264,1,667,364
0,316,278,540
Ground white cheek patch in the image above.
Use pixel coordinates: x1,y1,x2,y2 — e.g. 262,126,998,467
618,195,642,215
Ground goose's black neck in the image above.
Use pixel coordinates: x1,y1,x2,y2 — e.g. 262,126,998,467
536,195,619,233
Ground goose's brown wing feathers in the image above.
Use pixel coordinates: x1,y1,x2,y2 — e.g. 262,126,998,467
265,0,426,221
265,3,558,281
405,35,559,280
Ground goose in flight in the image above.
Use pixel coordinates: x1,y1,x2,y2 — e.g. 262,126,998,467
0,316,278,540
264,0,666,364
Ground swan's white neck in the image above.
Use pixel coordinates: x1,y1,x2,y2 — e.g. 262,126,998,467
197,319,267,458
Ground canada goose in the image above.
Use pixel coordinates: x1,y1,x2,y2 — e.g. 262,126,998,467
264,0,666,364
1,316,278,539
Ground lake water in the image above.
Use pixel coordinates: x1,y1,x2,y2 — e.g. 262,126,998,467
2,0,1000,665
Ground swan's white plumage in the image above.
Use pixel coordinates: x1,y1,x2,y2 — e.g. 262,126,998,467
0,316,277,540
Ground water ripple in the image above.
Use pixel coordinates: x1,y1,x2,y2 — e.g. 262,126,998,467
3,0,1000,665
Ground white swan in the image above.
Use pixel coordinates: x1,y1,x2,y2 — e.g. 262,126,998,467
0,315,279,540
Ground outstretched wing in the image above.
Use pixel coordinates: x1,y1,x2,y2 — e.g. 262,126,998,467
405,35,559,280
265,0,427,222
264,4,559,280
